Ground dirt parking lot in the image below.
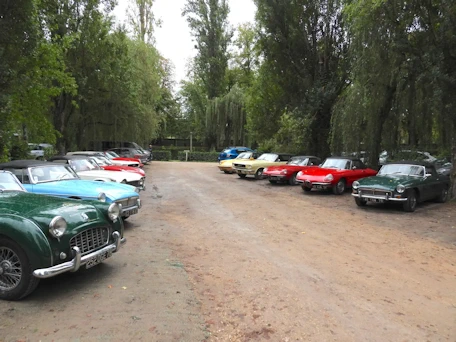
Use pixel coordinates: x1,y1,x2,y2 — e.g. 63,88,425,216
1,161,456,341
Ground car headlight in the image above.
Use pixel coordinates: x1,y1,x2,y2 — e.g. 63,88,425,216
108,203,120,221
297,171,303,177
49,216,67,238
281,169,288,175
247,165,252,169
98,192,106,202
324,174,334,182
396,184,406,193
352,181,359,190
137,198,142,209
134,187,140,193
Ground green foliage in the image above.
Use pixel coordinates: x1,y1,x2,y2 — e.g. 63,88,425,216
177,151,219,162
152,150,171,161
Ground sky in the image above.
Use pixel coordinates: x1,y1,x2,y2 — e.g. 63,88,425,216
112,0,257,88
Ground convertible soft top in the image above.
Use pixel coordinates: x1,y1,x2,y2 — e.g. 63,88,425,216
0,160,54,168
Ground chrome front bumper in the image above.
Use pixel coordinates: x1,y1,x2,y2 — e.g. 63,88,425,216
33,232,126,279
352,193,407,202
235,169,255,175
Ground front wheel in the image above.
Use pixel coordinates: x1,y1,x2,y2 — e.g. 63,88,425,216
302,185,311,192
237,173,246,178
0,238,40,300
355,197,367,207
403,189,417,212
332,179,346,195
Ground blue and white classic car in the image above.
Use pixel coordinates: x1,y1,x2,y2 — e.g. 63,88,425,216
0,160,141,219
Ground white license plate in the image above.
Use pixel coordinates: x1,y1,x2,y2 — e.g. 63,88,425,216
86,250,113,269
367,198,384,203
123,208,138,216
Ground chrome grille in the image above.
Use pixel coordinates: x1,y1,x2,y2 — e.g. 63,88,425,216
70,227,109,255
233,163,246,169
116,197,138,208
359,189,392,197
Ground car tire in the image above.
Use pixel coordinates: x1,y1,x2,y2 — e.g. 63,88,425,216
223,171,229,174
254,168,264,180
0,237,40,300
269,180,277,184
355,197,367,207
288,173,298,185
403,189,418,212
435,186,449,203
302,185,311,192
332,179,346,195
237,173,246,178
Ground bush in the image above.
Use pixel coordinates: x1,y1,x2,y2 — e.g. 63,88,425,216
177,151,219,162
152,150,172,161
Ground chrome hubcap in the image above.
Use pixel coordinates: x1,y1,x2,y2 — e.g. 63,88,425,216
0,247,22,291
337,182,344,192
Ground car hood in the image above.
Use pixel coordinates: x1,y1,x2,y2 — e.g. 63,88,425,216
357,175,421,189
300,167,344,176
103,165,145,176
78,170,141,181
266,165,313,172
27,179,138,201
0,191,104,230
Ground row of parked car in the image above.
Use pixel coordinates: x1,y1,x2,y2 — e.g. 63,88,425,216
218,151,452,213
0,150,151,300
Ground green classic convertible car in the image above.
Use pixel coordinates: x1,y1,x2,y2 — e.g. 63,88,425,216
352,161,450,212
0,171,126,300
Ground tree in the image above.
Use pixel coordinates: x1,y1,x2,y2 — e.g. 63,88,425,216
127,0,158,44
183,0,232,99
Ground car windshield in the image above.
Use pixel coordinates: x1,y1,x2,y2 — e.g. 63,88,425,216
30,165,78,183
321,158,351,169
222,148,232,153
0,172,26,191
257,153,278,162
288,157,309,166
92,156,112,166
70,158,99,171
378,164,426,177
105,151,119,158
236,152,251,159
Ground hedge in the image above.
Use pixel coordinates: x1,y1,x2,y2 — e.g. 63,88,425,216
151,150,171,161
177,151,219,162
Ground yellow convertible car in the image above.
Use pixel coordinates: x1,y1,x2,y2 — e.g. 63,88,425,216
218,151,257,173
233,152,294,179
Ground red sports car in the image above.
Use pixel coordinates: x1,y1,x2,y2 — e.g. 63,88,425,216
104,151,144,168
263,155,321,185
90,155,146,177
296,157,378,194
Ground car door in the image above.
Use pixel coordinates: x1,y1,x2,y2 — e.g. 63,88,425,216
423,166,443,200
348,160,367,185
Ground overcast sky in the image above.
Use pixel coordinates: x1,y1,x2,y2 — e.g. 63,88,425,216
112,0,257,88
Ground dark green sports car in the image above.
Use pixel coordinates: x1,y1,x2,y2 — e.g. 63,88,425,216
0,171,126,300
352,161,450,212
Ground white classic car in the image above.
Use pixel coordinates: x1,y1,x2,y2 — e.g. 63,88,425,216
49,155,145,190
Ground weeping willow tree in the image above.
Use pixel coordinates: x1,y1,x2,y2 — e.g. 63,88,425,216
331,0,454,166
205,85,247,149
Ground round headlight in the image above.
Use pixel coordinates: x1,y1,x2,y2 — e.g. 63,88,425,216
108,203,120,221
297,171,303,177
324,174,334,182
281,169,288,175
98,192,106,202
49,216,67,238
352,181,360,190
396,184,406,193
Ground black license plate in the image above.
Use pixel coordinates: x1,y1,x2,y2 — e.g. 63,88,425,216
86,250,113,269
315,185,323,189
367,198,384,203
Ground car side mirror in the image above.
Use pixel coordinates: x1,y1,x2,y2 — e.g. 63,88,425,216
352,166,357,170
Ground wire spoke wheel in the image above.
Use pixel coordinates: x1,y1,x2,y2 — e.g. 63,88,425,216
0,247,22,291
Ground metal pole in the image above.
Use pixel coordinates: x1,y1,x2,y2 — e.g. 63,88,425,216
190,132,193,152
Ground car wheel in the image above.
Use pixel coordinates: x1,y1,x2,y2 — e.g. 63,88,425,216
403,189,417,212
254,168,264,180
436,187,449,203
223,171,229,174
237,173,246,178
332,179,346,195
302,185,311,192
0,237,40,300
355,197,367,207
269,180,277,184
288,173,298,185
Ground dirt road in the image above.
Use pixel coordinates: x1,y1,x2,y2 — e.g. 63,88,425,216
1,161,456,341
